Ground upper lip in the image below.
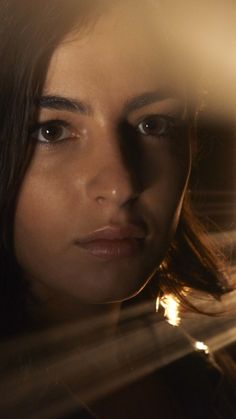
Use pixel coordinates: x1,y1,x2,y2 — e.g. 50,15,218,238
76,225,147,244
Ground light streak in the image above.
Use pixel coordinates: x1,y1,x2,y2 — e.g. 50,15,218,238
0,290,235,417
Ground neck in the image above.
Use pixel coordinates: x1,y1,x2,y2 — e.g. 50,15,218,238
28,282,121,344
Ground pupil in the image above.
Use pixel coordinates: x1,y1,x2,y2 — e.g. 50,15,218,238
43,125,62,141
145,117,165,134
146,119,157,130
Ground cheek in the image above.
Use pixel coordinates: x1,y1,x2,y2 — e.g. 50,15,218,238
15,177,70,253
147,139,191,209
14,146,89,254
143,139,191,240
14,154,78,282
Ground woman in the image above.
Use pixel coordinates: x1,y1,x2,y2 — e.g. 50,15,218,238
0,0,235,418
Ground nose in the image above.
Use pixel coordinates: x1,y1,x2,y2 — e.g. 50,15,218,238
86,131,139,208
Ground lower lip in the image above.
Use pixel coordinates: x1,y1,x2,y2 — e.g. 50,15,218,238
77,238,143,260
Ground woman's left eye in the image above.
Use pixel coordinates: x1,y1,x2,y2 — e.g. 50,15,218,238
137,115,175,137
31,120,77,144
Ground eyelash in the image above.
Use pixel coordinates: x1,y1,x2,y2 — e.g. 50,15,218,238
136,114,177,139
29,114,178,148
30,119,79,146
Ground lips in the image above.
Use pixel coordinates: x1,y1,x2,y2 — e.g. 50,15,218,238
75,225,146,260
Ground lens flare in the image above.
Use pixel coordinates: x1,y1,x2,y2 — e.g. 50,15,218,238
159,294,181,327
194,341,209,354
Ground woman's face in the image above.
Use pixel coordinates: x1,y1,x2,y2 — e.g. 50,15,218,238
14,3,191,304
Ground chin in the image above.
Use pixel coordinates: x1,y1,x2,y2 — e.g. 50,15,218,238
78,275,152,305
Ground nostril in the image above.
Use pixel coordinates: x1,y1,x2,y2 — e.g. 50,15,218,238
122,191,139,208
96,196,106,205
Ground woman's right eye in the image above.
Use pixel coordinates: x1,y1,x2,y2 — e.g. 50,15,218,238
137,115,175,138
30,120,78,144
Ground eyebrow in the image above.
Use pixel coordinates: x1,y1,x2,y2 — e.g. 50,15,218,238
35,90,174,117
123,90,175,114
35,95,92,115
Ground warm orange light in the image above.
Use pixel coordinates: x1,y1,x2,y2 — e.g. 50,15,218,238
159,294,181,327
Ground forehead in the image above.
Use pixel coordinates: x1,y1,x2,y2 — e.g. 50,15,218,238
44,2,183,104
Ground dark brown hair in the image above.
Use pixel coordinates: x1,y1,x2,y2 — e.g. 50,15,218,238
0,0,230,337
157,197,230,310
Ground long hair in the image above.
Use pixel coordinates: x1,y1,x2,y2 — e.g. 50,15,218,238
157,197,230,310
0,0,96,336
0,0,231,337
